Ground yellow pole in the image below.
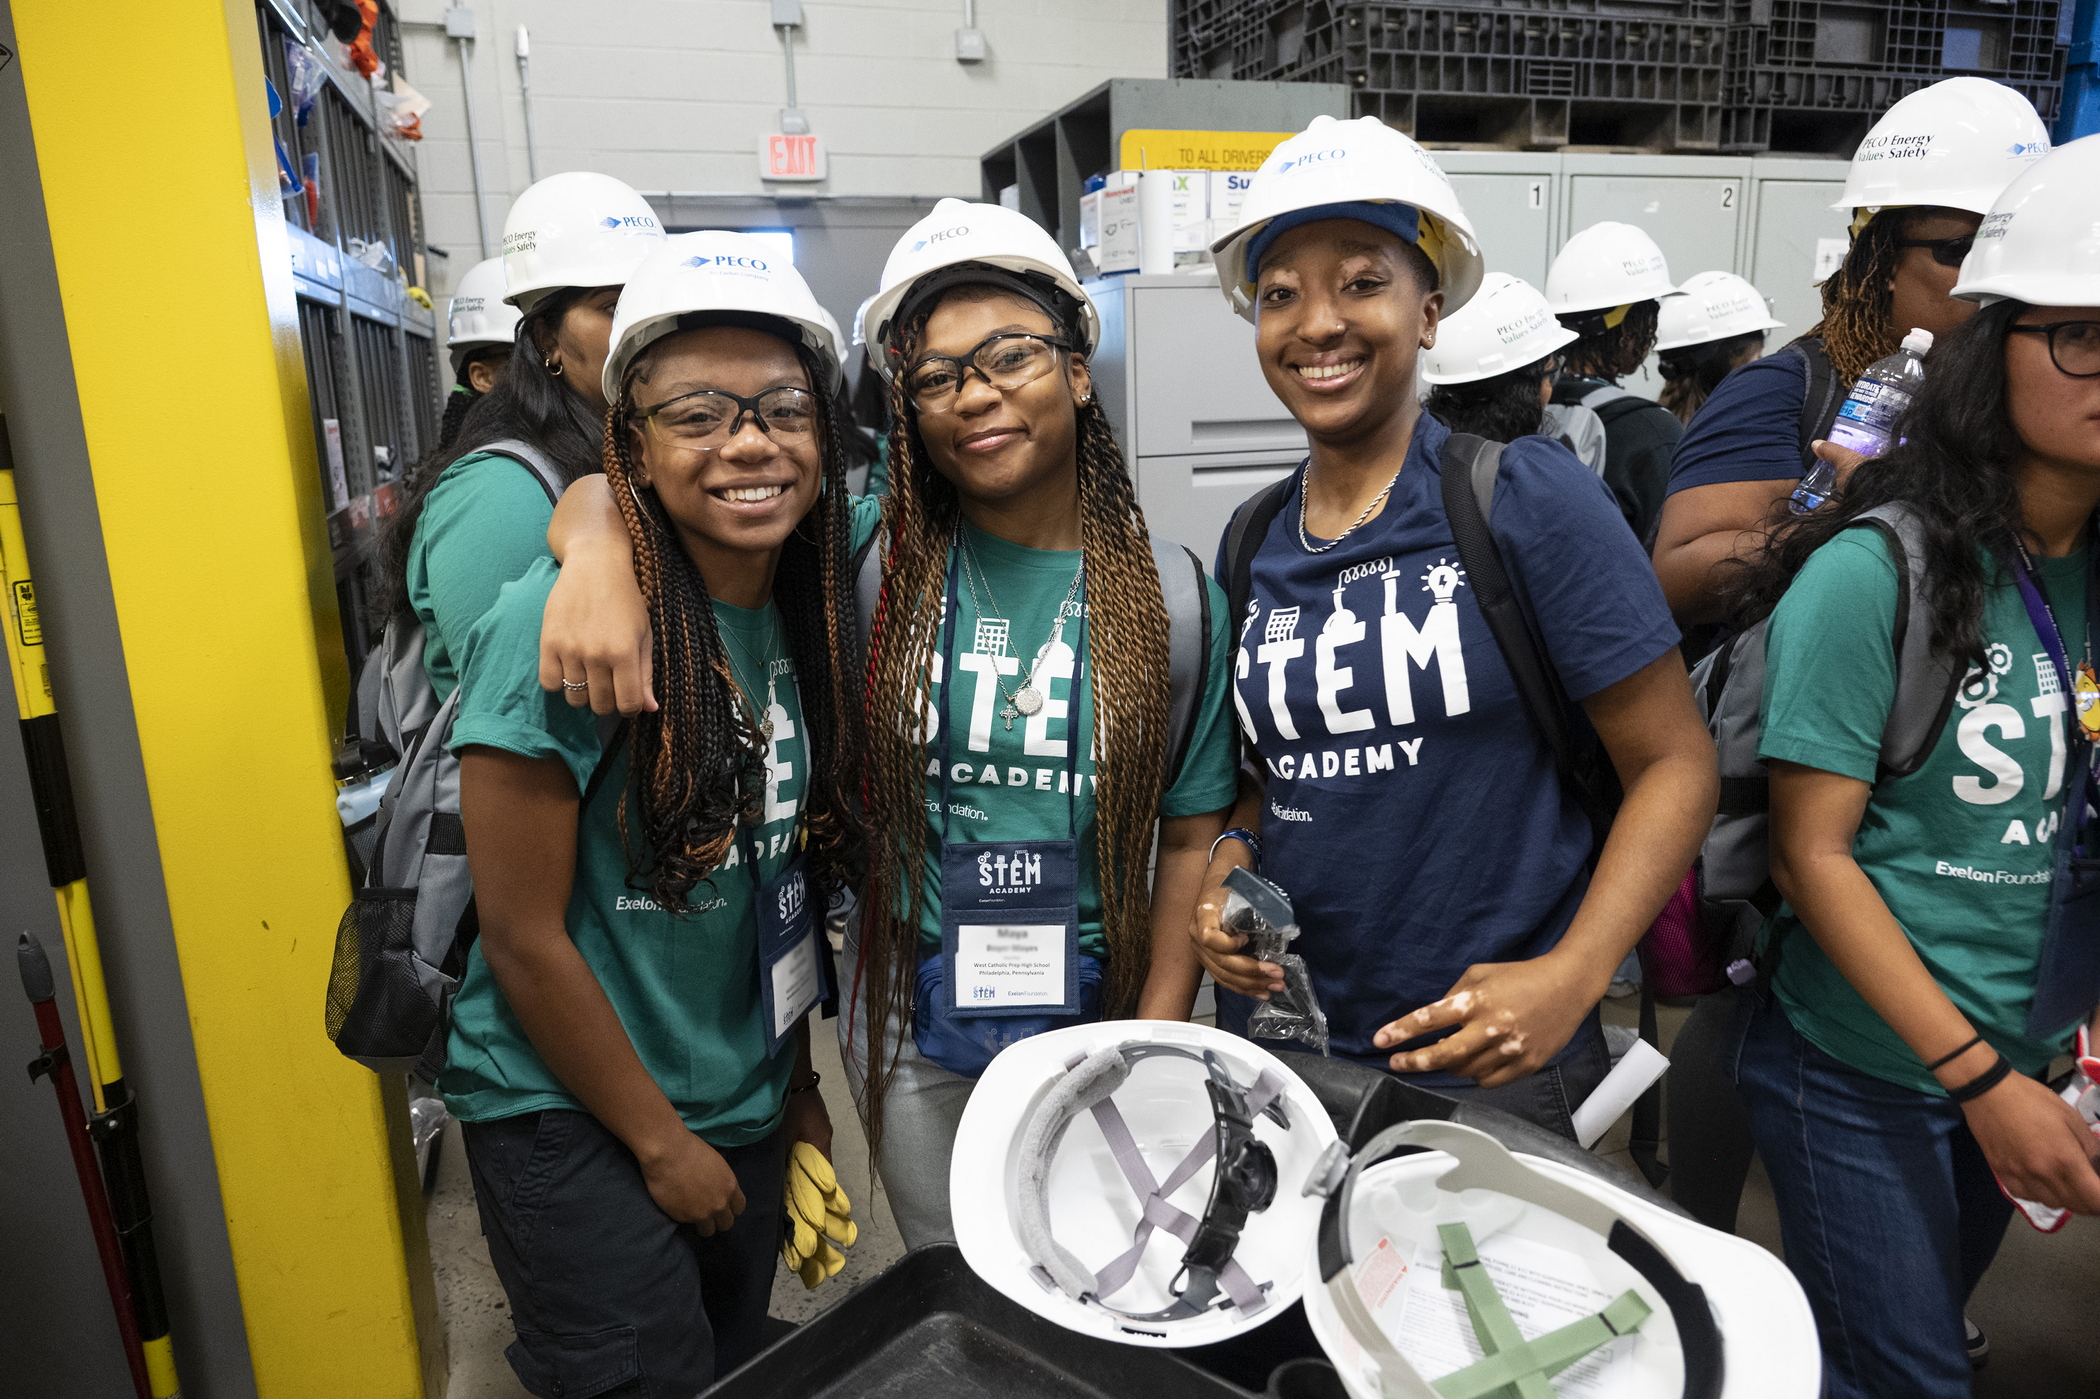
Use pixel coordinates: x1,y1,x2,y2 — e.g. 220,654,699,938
8,2,433,1394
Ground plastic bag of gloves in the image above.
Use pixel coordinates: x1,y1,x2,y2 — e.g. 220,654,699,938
1223,866,1329,1055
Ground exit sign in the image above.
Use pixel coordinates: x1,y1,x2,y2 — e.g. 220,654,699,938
760,132,827,182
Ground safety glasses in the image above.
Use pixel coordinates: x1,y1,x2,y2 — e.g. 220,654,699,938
2007,320,2100,379
904,332,1071,414
1897,233,1976,268
632,386,818,448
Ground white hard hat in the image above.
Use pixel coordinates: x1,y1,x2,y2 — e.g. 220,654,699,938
949,1021,1338,1349
1954,134,2100,308
1654,270,1785,352
501,171,667,314
1834,77,2050,218
445,257,523,375
1420,273,1579,385
1208,115,1485,321
860,198,1100,383
601,232,843,405
1305,1121,1821,1399
1545,222,1681,316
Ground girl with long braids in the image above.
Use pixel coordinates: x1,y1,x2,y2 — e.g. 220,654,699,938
1645,81,2053,1247
1720,139,2100,1395
439,234,876,1392
533,202,1243,1249
382,172,663,703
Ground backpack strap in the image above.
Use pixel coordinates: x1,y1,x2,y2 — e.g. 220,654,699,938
1438,433,1580,782
851,524,885,665
1222,472,1298,644
1792,339,1845,476
478,438,568,505
1149,537,1213,790
1849,502,1963,778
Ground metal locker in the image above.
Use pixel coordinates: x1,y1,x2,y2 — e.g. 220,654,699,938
1432,152,1560,292
1745,158,1852,349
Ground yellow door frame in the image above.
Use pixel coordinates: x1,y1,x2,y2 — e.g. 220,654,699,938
9,2,437,1393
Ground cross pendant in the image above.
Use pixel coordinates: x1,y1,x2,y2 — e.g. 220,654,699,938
1001,703,1019,731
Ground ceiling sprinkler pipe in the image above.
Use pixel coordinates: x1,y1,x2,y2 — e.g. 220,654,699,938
517,25,540,183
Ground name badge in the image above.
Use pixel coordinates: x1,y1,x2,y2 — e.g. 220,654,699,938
756,855,825,1057
939,838,1081,1019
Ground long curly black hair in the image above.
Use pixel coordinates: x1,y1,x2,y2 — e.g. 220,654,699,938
1424,354,1556,442
1721,297,2033,670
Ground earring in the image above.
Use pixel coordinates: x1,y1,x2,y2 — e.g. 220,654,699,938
544,357,564,378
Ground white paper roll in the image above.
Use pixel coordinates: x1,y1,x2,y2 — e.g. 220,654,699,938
1137,170,1177,276
1570,1037,1670,1150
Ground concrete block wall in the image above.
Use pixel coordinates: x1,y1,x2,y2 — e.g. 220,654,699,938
394,0,1169,300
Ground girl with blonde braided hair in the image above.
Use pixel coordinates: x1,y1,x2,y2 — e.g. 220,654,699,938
441,235,876,1391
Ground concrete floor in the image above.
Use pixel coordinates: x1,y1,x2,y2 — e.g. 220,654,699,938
427,996,2099,1396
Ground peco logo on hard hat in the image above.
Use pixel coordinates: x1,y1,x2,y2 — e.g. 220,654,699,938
912,225,970,253
1495,307,1552,343
1621,253,1665,276
600,214,661,230
685,254,769,272
1276,149,1347,174
2008,141,2048,157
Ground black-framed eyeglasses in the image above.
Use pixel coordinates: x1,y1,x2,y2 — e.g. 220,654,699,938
1897,233,1976,268
632,386,818,448
2007,321,2100,379
904,332,1072,413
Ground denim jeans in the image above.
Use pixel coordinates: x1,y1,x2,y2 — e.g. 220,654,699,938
1734,994,2013,1399
462,1110,786,1398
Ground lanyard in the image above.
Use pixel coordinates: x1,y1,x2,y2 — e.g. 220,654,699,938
733,667,802,891
2010,541,2088,757
934,536,1084,842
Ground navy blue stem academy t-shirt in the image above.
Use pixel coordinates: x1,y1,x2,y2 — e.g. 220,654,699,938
1217,413,1680,1078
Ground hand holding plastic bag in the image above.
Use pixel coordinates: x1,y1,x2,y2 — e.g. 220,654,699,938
1221,866,1329,1055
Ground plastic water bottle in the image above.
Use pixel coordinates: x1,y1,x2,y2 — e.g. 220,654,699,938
1790,327,1933,514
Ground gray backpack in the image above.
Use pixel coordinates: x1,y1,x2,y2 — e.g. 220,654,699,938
1692,503,1961,931
851,528,1215,787
325,440,610,1074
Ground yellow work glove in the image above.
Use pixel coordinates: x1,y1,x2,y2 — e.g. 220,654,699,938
781,1141,854,1289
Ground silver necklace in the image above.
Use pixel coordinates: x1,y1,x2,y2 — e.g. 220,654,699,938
721,614,785,744
1297,461,1403,555
955,521,1086,730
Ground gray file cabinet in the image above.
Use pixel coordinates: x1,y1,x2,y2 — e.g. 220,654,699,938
1087,273,1306,569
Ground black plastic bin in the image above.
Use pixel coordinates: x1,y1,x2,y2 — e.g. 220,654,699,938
703,1243,1266,1398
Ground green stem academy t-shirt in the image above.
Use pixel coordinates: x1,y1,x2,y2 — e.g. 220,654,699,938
914,522,1240,957
439,559,807,1143
1759,530,2091,1094
407,451,567,701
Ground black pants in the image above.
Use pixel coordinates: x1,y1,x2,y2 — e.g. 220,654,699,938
463,1110,785,1398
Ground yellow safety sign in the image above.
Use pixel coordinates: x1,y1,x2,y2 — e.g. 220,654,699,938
1119,129,1295,172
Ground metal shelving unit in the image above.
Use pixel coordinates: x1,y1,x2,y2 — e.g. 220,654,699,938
255,0,438,673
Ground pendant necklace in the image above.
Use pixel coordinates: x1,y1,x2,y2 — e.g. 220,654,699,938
955,519,1086,730
722,614,785,745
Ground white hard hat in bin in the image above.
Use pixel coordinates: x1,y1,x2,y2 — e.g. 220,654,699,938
1546,222,1681,316
860,199,1099,382
949,1021,1338,1348
1655,271,1785,351
1303,1120,1821,1399
1954,134,2100,308
1420,273,1579,385
501,171,667,314
1834,76,2050,218
445,257,523,374
602,231,843,404
1208,115,1485,321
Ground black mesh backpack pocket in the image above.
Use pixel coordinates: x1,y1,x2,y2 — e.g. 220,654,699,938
326,887,437,1061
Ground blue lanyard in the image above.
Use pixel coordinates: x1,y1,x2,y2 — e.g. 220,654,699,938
933,534,1084,841
2011,542,2085,752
